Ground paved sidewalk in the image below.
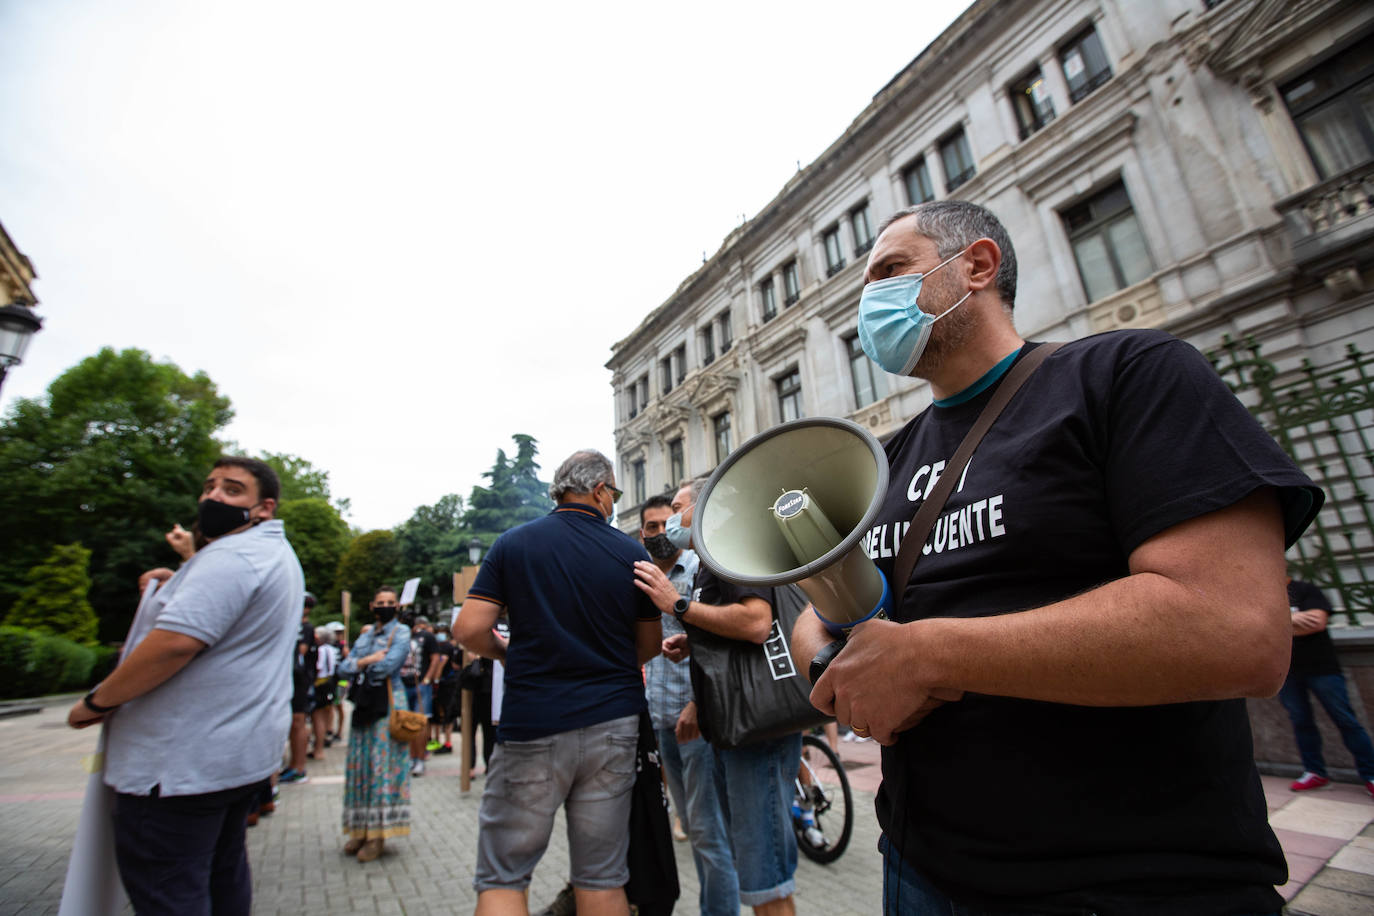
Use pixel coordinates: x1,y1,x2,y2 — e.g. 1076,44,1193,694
2,700,1372,914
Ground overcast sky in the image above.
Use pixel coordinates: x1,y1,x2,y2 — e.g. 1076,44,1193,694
0,0,969,530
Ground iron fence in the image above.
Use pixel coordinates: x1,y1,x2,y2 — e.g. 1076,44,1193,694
1208,335,1374,624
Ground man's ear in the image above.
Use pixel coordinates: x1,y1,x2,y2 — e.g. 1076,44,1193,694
966,237,1001,292
256,498,278,520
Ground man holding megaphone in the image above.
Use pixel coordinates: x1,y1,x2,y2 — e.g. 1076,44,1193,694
780,201,1321,914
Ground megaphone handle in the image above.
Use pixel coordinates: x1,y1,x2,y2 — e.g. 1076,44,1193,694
809,637,846,684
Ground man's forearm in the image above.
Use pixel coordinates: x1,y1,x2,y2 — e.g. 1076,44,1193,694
684,598,773,644
896,569,1289,706
91,628,205,707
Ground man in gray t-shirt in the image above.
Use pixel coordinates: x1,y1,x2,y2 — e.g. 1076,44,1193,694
68,455,303,916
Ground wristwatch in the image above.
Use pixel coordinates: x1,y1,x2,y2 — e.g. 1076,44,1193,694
83,689,118,714
672,597,690,622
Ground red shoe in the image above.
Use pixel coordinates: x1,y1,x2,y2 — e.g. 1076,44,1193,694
1365,781,1374,800
1290,772,1330,791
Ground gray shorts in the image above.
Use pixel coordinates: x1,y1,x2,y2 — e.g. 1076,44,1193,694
474,713,639,892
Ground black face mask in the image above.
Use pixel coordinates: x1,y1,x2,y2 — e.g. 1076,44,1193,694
198,498,252,539
374,606,397,624
643,533,678,561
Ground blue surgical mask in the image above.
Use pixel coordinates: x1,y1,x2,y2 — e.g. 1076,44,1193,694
665,511,692,550
857,248,971,375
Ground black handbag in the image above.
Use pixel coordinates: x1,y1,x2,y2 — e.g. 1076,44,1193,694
349,671,389,729
625,711,679,916
687,583,831,749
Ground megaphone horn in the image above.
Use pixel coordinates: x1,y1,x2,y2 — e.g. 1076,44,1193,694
692,417,893,639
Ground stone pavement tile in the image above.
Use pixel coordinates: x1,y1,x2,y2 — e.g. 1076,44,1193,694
1280,852,1329,900
1287,882,1374,916
1328,841,1374,876
1269,796,1374,840
1275,826,1348,859
1261,774,1294,812
1312,865,1374,895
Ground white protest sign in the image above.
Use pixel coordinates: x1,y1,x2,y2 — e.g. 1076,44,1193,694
398,577,421,607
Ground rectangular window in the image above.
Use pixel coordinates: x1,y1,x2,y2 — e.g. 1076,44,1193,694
701,324,715,366
776,368,802,422
668,438,684,488
1281,41,1374,180
940,128,976,192
903,157,935,204
823,225,845,277
713,411,732,463
850,202,874,256
674,344,686,384
847,334,888,409
632,459,646,504
1062,181,1154,302
637,375,649,410
1010,66,1056,139
760,278,777,322
660,355,673,395
717,310,732,353
1059,25,1112,104
627,386,638,419
782,260,800,305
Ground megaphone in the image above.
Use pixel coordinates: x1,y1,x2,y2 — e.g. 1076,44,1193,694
691,417,893,654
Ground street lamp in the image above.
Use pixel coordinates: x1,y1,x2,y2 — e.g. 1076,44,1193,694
0,301,42,397
468,537,483,566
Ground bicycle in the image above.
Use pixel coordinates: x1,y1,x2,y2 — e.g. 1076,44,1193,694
791,732,853,864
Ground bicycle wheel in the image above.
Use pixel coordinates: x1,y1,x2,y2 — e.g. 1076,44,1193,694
795,733,853,864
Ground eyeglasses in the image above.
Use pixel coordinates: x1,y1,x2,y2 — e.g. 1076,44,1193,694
603,483,623,503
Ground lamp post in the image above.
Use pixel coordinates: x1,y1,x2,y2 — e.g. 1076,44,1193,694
0,301,43,397
468,537,483,566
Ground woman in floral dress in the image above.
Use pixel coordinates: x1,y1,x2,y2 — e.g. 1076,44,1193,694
338,585,411,862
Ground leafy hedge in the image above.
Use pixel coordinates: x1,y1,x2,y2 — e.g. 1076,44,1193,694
0,626,111,699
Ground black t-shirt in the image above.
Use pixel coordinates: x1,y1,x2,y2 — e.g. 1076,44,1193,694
433,640,458,681
1288,579,1339,676
417,629,439,678
874,331,1321,912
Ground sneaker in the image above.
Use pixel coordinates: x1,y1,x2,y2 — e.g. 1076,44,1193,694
426,740,442,752
803,825,826,848
1366,781,1374,800
279,768,308,785
411,759,425,777
537,882,577,916
259,801,275,816
435,743,453,755
1290,772,1329,792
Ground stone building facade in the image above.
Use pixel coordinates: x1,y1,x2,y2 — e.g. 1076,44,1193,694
606,0,1374,536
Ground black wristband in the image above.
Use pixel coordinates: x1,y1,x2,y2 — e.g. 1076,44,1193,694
83,689,118,714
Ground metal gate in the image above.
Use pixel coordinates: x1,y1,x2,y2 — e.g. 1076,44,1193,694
1208,335,1374,624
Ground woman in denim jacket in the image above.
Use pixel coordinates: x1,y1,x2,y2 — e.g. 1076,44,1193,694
338,585,411,862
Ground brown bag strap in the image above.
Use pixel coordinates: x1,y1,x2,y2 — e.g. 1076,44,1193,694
891,343,1065,595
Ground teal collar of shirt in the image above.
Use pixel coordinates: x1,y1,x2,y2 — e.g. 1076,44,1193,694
932,346,1023,408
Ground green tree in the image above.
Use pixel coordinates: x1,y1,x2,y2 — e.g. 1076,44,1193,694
3,543,99,646
0,348,232,641
464,434,553,541
394,493,470,597
334,530,402,626
260,451,351,515
276,498,351,618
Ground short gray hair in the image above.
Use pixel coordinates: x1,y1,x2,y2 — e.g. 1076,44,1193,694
680,476,710,503
550,450,614,500
877,200,1017,309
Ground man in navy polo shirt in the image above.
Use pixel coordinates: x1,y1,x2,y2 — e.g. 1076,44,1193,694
455,449,662,916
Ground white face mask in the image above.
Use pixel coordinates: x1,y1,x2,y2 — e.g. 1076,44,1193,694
665,511,692,550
